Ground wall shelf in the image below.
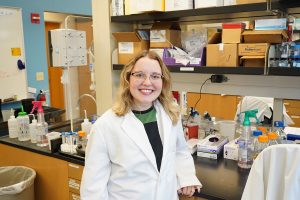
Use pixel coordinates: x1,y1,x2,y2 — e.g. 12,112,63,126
113,64,265,75
268,67,300,76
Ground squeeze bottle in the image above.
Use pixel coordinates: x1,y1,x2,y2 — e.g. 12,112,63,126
81,110,92,136
29,114,38,143
237,109,259,169
17,106,30,141
31,101,48,147
8,109,18,138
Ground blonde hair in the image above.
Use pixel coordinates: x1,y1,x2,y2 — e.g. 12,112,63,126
113,50,180,124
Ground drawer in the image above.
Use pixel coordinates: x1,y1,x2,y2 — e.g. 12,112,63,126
286,107,300,115
284,100,300,108
68,163,84,180
68,178,81,194
69,192,80,200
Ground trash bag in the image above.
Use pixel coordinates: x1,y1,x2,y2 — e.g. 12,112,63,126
0,166,36,200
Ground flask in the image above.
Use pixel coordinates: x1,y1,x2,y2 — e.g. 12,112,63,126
267,132,278,146
31,101,48,147
273,121,286,142
81,110,92,136
17,106,30,141
252,130,262,160
29,114,38,143
257,135,269,154
238,109,258,169
8,109,18,138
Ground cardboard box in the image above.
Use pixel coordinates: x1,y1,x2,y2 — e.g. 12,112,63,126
222,23,245,43
125,0,164,14
238,43,270,56
240,55,266,67
165,0,193,11
236,0,265,4
206,44,238,67
195,0,223,8
242,30,288,44
113,30,150,64
150,22,181,48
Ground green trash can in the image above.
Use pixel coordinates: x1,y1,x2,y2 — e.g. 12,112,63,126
0,166,36,200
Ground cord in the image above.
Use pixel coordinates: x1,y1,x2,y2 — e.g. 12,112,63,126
193,77,211,110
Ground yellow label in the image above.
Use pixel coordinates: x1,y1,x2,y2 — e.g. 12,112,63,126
11,48,21,56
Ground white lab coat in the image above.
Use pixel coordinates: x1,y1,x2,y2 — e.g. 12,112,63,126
80,101,201,200
242,144,300,200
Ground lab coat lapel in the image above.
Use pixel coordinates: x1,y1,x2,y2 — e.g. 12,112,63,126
121,112,158,173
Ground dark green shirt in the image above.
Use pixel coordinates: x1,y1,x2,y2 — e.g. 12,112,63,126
133,106,163,171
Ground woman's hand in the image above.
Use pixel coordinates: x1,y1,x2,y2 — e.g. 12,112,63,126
177,185,201,197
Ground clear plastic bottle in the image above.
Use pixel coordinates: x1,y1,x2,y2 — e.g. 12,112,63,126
274,121,287,143
252,130,262,160
257,126,267,135
77,131,87,150
268,132,278,146
29,114,38,143
31,101,48,147
257,135,269,155
8,109,18,139
17,106,30,141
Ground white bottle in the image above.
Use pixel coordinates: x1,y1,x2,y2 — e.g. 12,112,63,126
29,114,38,143
81,110,92,135
17,107,30,141
8,109,18,138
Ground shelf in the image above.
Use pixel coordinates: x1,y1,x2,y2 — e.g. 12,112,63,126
111,2,283,23
268,67,300,76
113,64,265,75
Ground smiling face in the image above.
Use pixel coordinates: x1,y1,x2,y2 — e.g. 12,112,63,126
129,56,163,111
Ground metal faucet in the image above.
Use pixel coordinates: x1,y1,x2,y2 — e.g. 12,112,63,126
76,93,97,110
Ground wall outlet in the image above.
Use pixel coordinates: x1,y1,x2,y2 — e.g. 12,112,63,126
36,72,44,81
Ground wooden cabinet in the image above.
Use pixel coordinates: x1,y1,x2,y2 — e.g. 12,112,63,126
187,93,239,120
68,162,84,200
284,99,300,127
0,144,69,200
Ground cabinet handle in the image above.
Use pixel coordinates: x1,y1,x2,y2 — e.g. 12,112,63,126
291,115,300,119
69,163,80,169
284,103,290,106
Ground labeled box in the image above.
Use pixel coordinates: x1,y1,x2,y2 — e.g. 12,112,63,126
238,43,270,56
125,0,164,15
195,0,223,8
255,18,287,30
150,22,181,48
113,30,150,64
222,23,246,43
242,30,288,44
206,44,238,67
165,0,193,11
223,139,239,160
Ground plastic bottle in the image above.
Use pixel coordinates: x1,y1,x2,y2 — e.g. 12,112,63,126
274,121,287,143
238,109,259,169
77,130,87,149
268,132,278,146
257,135,269,154
8,109,18,138
257,126,267,135
252,130,262,160
17,106,30,141
81,110,92,136
31,101,48,147
28,114,38,143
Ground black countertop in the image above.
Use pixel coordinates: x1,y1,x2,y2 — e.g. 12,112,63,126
0,136,249,200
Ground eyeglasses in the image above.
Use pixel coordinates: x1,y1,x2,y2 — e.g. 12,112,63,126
130,72,164,81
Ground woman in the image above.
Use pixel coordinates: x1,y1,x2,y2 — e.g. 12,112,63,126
80,50,202,200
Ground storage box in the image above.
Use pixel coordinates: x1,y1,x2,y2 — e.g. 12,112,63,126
112,0,124,16
165,0,193,11
195,0,223,8
113,30,150,64
206,44,238,67
236,0,265,4
125,0,164,15
222,23,246,43
240,55,266,67
242,30,288,44
255,18,287,30
238,43,270,56
163,48,206,67
224,0,236,6
150,22,181,48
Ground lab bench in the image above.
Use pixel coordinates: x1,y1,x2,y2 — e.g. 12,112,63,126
0,135,249,200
